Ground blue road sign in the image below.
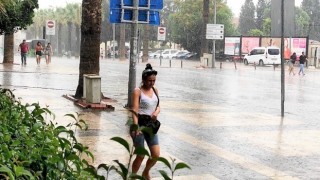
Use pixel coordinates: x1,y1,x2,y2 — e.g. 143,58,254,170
110,0,163,9
109,9,160,25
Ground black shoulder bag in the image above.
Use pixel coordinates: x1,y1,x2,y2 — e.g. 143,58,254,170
138,87,161,135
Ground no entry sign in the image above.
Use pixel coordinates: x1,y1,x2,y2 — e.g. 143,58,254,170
46,20,55,35
157,27,166,41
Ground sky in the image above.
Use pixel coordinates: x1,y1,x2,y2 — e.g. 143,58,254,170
227,0,303,17
39,0,303,18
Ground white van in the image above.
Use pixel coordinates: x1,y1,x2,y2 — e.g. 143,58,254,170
243,46,281,66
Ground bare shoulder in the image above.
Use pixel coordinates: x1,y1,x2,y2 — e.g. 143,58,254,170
153,87,159,94
133,88,141,96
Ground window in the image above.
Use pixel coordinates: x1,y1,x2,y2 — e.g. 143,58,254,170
268,49,279,55
256,49,265,55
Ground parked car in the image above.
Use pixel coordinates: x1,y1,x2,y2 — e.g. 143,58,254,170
160,49,180,59
173,50,190,59
149,50,162,58
243,46,281,66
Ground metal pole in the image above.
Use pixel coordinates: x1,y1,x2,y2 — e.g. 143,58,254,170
127,0,139,108
281,0,285,117
211,0,216,68
112,24,115,61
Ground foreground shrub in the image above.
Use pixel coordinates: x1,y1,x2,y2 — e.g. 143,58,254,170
0,89,97,179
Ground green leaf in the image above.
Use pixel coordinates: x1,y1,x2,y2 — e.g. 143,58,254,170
134,147,150,157
110,137,130,153
0,165,15,179
159,170,171,180
113,160,128,179
157,157,171,169
97,164,116,172
64,113,77,120
174,162,191,171
129,174,145,179
14,166,35,180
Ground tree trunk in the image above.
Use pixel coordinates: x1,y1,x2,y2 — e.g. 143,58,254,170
142,25,149,62
74,0,101,99
58,23,63,56
119,24,126,60
3,33,14,64
201,0,209,57
68,22,72,57
75,25,80,57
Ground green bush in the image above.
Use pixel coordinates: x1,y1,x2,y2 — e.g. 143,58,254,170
0,88,191,179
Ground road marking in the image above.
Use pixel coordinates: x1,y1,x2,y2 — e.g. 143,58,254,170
161,125,300,180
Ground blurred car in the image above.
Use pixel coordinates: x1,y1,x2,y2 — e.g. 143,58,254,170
178,52,198,60
172,50,189,59
160,49,180,59
149,50,162,58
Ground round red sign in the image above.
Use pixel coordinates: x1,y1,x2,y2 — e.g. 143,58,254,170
159,28,165,34
47,21,54,28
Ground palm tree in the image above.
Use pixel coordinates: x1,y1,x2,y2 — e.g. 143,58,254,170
65,3,81,57
55,7,68,56
74,0,101,98
142,25,149,62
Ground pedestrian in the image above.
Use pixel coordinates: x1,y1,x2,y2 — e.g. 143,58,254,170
44,43,53,64
100,47,104,60
18,39,29,65
130,63,160,180
35,41,43,65
288,52,296,75
298,52,307,75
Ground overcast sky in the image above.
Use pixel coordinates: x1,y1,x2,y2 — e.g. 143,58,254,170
227,0,303,17
38,0,303,18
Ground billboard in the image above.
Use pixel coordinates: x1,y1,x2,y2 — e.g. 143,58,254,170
261,38,281,47
241,37,260,54
291,38,307,56
224,37,240,55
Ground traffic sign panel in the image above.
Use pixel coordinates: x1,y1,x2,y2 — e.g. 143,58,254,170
207,24,224,30
206,35,224,40
46,20,55,35
157,27,166,41
206,29,224,35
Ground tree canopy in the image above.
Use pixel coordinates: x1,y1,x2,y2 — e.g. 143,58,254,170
0,0,38,35
238,0,256,35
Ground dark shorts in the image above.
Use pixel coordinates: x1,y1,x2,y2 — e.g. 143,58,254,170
36,51,42,56
131,133,159,148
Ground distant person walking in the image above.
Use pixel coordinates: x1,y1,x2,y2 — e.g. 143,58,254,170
44,43,53,64
288,52,297,75
18,39,29,65
35,41,43,65
298,52,307,75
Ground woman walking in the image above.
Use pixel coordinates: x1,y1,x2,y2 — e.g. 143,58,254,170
130,63,160,180
44,43,53,64
35,41,43,65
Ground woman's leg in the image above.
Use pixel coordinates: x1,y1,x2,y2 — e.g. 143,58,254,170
142,145,160,180
132,155,145,173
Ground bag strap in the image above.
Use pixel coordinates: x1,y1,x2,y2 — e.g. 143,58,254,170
152,87,159,109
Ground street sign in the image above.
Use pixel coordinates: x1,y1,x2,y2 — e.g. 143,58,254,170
46,20,55,35
157,27,166,41
206,24,224,40
109,0,162,25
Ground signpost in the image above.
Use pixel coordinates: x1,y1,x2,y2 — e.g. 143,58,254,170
206,23,224,68
46,20,55,36
109,0,163,108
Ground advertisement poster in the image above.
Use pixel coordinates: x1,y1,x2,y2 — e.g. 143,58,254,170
241,37,260,54
224,37,241,55
261,38,281,48
291,38,307,56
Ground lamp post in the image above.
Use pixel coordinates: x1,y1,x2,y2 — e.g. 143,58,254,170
211,0,217,68
281,0,285,117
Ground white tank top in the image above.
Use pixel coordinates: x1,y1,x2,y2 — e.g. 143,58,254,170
139,90,158,116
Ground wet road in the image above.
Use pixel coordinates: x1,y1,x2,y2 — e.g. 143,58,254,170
0,56,319,179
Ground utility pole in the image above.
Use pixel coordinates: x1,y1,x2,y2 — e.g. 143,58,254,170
127,0,139,108
281,0,285,117
212,0,216,68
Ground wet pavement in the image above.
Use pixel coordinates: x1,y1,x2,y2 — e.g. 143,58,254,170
1,56,320,179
